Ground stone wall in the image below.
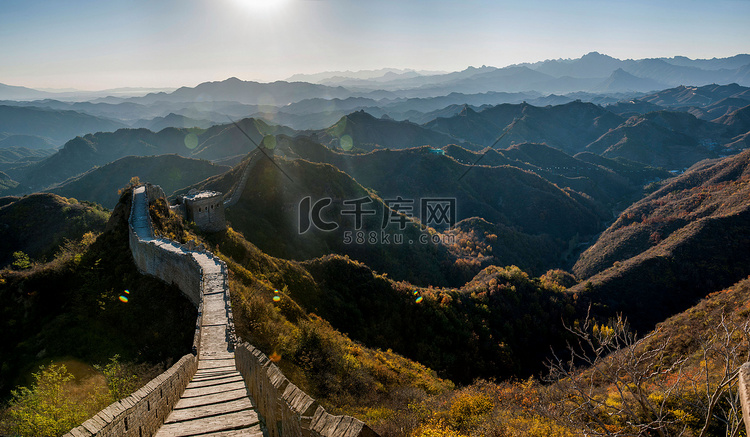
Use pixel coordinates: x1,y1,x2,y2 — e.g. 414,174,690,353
144,184,167,205
223,150,259,208
63,354,197,437
235,342,379,437
128,184,211,307
128,231,203,306
739,363,750,434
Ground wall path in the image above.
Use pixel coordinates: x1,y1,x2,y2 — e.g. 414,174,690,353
66,183,379,436
223,150,260,208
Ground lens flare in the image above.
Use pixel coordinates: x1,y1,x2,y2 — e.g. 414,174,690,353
415,296,423,303
273,296,281,302
413,290,419,295
184,133,199,149
119,296,129,303
263,135,277,150
124,289,130,294
340,135,354,151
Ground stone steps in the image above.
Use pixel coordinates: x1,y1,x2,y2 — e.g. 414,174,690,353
155,367,263,437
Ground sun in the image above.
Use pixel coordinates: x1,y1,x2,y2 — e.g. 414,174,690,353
231,0,291,13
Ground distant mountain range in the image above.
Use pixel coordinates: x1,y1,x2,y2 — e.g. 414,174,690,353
3,117,290,191
3,83,749,197
128,77,351,106
0,64,748,209
0,83,176,101
280,52,750,96
2,55,748,135
1,53,748,130
425,96,749,169
286,68,447,83
0,105,125,145
316,110,475,151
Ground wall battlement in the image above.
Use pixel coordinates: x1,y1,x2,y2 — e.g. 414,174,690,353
63,355,197,437
235,343,379,437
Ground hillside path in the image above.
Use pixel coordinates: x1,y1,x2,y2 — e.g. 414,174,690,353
132,186,264,437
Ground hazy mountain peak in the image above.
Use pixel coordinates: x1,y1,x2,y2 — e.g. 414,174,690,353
345,109,377,121
594,68,667,92
458,104,477,116
611,67,629,76
582,51,612,59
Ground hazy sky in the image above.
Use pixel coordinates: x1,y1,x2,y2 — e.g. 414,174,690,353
1,0,749,90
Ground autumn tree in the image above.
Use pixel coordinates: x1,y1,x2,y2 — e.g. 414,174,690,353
546,309,749,437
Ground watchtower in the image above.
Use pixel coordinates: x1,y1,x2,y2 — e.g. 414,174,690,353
183,190,226,232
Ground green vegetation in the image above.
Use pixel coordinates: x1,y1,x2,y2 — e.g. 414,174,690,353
218,156,455,286
202,226,575,385
94,355,139,404
1,364,91,437
0,193,109,268
443,217,564,278
11,252,31,270
297,259,576,383
0,188,195,406
203,227,452,412
365,276,750,436
0,356,163,436
0,171,20,195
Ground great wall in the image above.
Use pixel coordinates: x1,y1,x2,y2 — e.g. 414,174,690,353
64,168,378,436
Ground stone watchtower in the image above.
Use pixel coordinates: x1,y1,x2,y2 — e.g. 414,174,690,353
183,190,227,232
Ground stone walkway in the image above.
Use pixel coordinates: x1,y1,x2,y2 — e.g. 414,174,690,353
132,186,263,437
224,150,260,208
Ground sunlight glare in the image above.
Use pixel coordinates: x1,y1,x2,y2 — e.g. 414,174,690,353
231,0,291,14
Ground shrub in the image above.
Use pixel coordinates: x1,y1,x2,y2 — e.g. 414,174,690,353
94,355,138,403
414,420,466,437
447,388,494,430
11,251,31,270
1,365,91,437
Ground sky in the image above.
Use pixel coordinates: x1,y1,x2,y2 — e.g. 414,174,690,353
1,0,749,90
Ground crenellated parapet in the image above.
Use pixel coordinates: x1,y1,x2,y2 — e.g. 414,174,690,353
235,342,379,437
